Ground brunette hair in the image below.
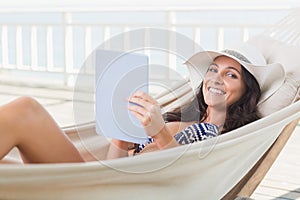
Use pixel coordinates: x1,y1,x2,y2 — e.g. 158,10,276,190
163,65,261,134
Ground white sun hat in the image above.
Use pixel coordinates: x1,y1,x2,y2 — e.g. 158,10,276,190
184,43,285,104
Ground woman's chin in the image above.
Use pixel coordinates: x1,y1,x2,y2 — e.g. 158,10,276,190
205,100,227,110
205,96,226,106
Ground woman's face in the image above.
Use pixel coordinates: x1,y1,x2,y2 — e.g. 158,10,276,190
202,56,246,108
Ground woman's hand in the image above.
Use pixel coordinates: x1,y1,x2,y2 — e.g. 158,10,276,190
128,91,165,137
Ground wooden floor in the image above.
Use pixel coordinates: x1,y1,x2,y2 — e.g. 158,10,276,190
0,84,299,200
250,124,300,200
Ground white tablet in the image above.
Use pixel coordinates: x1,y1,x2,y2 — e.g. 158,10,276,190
95,49,149,144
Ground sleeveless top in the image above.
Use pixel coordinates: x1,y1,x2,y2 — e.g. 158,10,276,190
134,122,219,154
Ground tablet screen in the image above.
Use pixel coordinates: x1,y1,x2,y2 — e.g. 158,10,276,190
95,50,149,144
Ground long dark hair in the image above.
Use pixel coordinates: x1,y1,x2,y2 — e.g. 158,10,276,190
163,65,261,134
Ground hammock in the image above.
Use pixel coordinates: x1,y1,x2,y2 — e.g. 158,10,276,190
1,9,300,200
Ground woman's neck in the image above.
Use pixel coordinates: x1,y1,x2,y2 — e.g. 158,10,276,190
205,106,227,131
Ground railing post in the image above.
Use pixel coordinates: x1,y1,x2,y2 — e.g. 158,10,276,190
63,12,73,87
1,25,9,68
30,25,38,69
217,27,224,50
16,25,23,68
242,27,249,42
167,10,177,81
193,27,201,52
85,26,92,58
103,26,111,49
46,26,54,70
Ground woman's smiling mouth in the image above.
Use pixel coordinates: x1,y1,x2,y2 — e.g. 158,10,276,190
208,87,226,95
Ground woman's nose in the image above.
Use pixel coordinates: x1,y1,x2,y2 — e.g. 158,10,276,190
212,73,224,85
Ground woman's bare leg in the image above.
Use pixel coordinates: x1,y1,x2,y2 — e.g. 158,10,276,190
0,97,84,163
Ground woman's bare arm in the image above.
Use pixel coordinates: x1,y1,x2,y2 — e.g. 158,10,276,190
140,121,196,153
106,139,131,159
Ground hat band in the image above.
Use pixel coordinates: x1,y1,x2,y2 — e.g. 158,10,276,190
221,49,252,64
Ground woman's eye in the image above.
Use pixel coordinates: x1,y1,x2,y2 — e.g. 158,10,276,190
227,72,238,79
208,67,217,73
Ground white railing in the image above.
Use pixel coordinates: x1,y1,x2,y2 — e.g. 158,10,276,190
0,6,292,90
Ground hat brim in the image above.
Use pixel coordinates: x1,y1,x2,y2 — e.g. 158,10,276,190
184,50,285,104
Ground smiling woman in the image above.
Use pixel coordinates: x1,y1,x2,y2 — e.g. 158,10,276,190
161,44,280,138
107,43,284,158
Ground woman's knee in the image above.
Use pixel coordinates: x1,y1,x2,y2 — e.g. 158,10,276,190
4,97,44,123
0,97,42,142
15,96,41,111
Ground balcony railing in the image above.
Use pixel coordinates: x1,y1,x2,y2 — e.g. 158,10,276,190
0,6,291,91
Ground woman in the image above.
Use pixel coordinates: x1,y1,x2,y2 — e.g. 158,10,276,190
107,48,262,159
0,43,281,163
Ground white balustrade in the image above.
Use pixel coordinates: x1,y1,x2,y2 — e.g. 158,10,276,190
0,7,291,89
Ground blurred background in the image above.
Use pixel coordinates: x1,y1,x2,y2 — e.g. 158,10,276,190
0,0,299,91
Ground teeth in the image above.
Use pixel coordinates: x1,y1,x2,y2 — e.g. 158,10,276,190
208,87,226,95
